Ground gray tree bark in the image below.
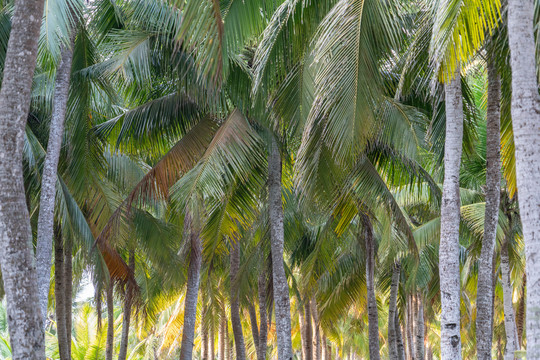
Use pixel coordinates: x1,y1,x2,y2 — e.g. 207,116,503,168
0,0,46,358
476,57,501,360
202,305,208,360
311,298,321,360
501,235,518,360
248,303,260,359
300,298,313,360
507,0,540,357
179,213,202,360
210,320,215,360
36,35,76,325
415,295,424,360
106,280,114,360
257,268,268,360
388,262,400,359
64,234,73,358
54,225,69,360
362,214,380,360
230,239,246,360
118,251,135,360
219,309,226,360
395,313,405,360
268,136,293,360
439,66,463,360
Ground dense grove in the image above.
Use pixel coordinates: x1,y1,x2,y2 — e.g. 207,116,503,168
0,0,539,360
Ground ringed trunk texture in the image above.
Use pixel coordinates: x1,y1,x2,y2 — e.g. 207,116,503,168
501,236,518,360
106,280,114,360
36,38,75,324
476,57,501,360
388,262,400,359
301,298,313,360
268,136,293,360
248,303,260,360
219,309,226,360
507,0,540,357
439,66,463,360
64,234,73,358
230,239,246,360
54,225,69,360
0,0,46,358
210,321,215,360
179,214,202,360
257,268,268,360
118,251,135,360
311,298,321,360
395,313,405,360
362,214,380,360
415,295,424,360
202,305,208,360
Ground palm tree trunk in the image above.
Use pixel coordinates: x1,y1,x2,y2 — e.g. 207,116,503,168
516,277,525,348
326,337,332,360
388,262,400,359
179,213,202,360
54,224,69,360
476,56,501,360
311,298,321,360
0,0,46,358
202,305,209,360
301,298,313,360
118,251,135,360
64,234,73,358
230,239,246,360
210,321,215,360
268,136,294,360
362,214,380,360
507,0,540,357
415,295,424,360
439,66,463,360
248,303,260,359
258,268,268,360
219,309,226,360
395,313,405,360
106,280,115,360
501,235,518,360
406,296,415,360
36,37,75,324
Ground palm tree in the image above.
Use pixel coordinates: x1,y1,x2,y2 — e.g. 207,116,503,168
507,1,540,357
0,0,46,358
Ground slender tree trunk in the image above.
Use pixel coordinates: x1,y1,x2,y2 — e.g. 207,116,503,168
362,214,380,360
415,295,424,360
106,280,114,360
501,235,518,360
326,337,332,360
311,298,321,360
227,320,233,360
395,313,405,360
507,0,540,357
0,0,46,358
230,239,246,360
54,225,69,360
64,234,73,358
179,213,202,360
516,277,525,348
36,36,76,324
406,296,415,360
248,303,261,359
202,305,209,360
268,136,293,360
258,268,268,360
219,309,226,360
210,320,215,360
476,57,501,360
118,251,135,360
300,298,313,360
439,66,463,360
388,262,400,359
